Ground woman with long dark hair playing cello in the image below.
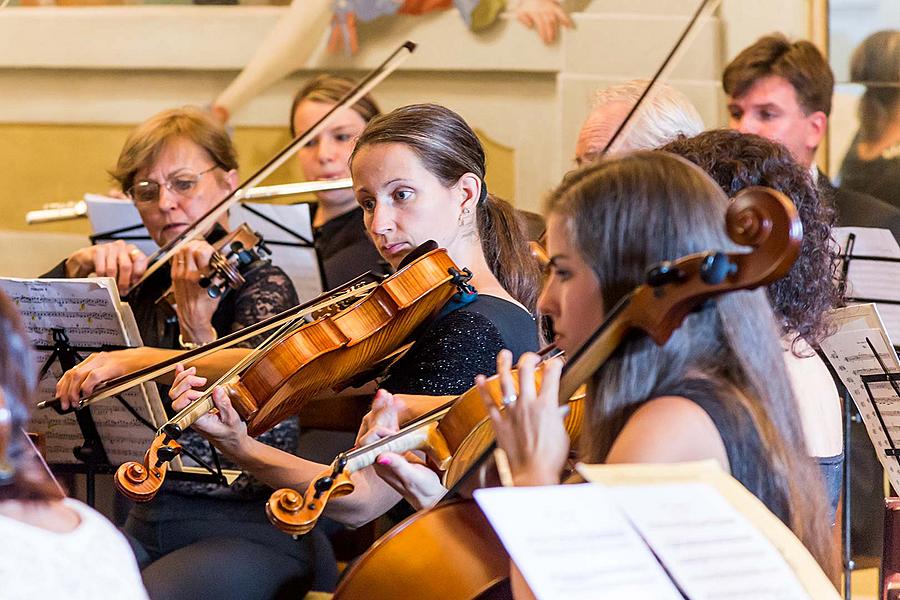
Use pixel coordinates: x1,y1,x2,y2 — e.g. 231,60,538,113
348,151,837,596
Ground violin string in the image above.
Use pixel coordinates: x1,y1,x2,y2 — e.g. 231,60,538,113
67,280,378,412
343,345,562,463
164,284,375,430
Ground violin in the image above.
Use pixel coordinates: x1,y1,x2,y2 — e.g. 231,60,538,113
115,244,473,502
327,186,804,599
159,223,270,307
266,356,585,535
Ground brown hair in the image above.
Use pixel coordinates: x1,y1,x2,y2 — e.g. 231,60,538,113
850,30,900,144
723,34,834,116
111,107,238,195
289,74,382,137
350,103,541,313
547,151,836,578
0,291,64,502
661,129,841,351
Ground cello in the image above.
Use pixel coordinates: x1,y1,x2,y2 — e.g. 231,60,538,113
326,186,804,599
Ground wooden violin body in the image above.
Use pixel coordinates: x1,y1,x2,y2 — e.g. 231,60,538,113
229,247,461,436
116,247,465,502
333,500,508,600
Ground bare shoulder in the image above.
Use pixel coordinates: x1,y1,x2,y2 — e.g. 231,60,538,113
606,396,730,469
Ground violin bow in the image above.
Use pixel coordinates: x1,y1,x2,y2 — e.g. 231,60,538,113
601,0,720,155
126,40,417,295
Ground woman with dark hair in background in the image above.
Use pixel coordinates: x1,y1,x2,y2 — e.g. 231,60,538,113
839,30,900,209
662,129,843,519
290,74,390,289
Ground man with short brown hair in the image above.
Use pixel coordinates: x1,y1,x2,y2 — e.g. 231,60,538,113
724,33,900,240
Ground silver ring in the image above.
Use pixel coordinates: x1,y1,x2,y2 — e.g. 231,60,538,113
501,393,517,406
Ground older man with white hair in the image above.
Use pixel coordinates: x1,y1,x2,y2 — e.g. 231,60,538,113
574,79,705,165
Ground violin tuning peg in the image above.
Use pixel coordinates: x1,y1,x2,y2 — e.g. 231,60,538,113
199,276,212,289
700,252,738,285
645,262,685,287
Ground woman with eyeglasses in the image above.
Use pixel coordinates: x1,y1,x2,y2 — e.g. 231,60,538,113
44,108,331,600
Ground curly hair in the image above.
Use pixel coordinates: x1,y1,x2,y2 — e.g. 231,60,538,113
661,129,841,351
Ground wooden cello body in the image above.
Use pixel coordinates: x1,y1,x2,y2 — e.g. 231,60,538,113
334,501,509,600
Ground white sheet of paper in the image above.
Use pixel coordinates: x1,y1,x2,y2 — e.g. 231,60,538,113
473,484,683,600
831,228,900,340
611,483,809,600
821,305,900,492
230,201,323,302
0,276,163,465
84,193,157,256
834,227,900,259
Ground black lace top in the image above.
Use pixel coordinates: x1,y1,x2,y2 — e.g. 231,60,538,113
379,294,540,396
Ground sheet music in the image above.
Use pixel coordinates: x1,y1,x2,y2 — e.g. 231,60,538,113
473,484,683,600
0,276,165,466
834,227,900,341
820,304,900,492
610,483,808,600
579,462,838,600
833,226,900,259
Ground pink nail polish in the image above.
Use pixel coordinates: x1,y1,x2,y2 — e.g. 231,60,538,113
377,455,391,466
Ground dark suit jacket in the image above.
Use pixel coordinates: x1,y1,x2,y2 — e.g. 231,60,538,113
819,169,900,241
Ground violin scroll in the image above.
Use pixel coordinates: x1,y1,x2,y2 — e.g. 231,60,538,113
267,468,355,535
114,433,181,503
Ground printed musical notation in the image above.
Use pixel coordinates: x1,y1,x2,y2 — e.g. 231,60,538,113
835,227,900,343
475,484,684,600
820,304,900,493
0,277,167,466
475,466,837,600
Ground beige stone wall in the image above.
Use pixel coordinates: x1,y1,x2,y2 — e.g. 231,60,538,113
0,1,814,260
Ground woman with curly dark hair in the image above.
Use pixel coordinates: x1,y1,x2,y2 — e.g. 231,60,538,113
662,129,843,518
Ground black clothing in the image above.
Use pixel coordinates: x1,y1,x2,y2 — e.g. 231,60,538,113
314,206,389,289
818,169,900,242
659,378,791,525
839,138,900,209
379,294,540,396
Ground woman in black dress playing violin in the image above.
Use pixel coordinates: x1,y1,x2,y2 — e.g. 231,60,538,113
169,103,542,527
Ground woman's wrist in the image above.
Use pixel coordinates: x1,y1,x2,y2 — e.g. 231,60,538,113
178,324,217,346
511,465,561,487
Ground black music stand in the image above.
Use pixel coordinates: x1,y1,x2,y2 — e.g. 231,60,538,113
836,232,900,595
36,327,125,506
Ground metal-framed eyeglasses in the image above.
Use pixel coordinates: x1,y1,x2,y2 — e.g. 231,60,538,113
127,165,220,205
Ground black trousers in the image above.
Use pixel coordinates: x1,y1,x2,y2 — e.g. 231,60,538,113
123,494,334,600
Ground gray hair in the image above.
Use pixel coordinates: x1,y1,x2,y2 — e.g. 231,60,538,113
593,79,704,152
